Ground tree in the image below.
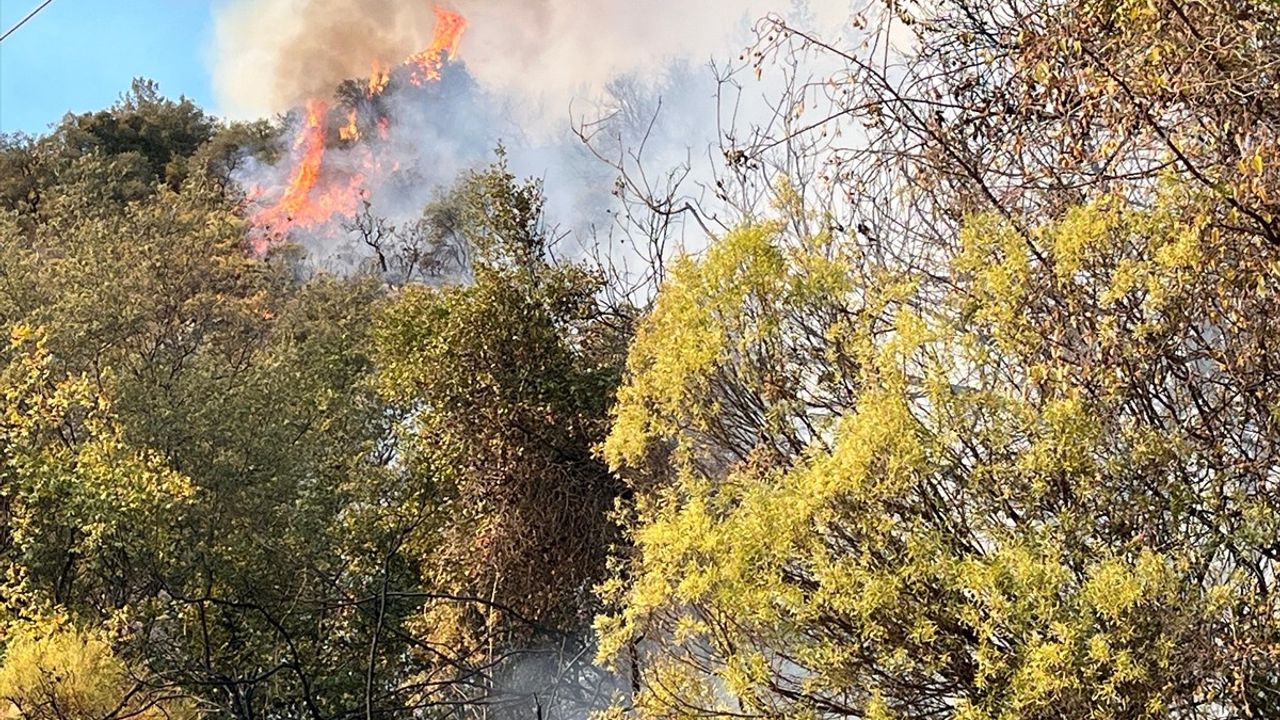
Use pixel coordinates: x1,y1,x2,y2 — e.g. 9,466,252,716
369,157,632,717
595,0,1280,717
599,194,1280,720
0,616,192,720
0,130,633,717
51,79,216,191
0,143,398,717
0,79,264,224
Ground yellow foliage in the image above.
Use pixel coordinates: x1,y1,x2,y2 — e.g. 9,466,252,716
603,223,788,470
0,326,195,596
600,200,1245,718
0,619,190,720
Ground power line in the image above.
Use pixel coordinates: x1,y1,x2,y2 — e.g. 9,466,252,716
0,0,55,44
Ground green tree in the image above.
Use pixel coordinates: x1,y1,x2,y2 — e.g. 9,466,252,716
51,79,216,191
0,146,397,717
0,79,270,223
0,136,632,718
369,158,631,716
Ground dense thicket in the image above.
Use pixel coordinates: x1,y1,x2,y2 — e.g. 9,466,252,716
2,1,1280,719
0,85,626,719
598,1,1280,718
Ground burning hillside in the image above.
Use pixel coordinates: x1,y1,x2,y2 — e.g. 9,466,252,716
245,6,469,252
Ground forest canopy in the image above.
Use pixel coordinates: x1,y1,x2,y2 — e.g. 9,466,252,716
1,0,1280,719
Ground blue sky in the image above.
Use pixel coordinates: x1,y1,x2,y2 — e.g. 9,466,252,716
0,0,220,135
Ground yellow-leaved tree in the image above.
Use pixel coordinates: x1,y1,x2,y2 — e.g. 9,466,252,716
0,617,192,720
599,183,1280,718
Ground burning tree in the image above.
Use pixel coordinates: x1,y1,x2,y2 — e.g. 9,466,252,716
246,6,471,252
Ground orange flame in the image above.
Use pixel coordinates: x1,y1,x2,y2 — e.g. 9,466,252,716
368,60,391,95
249,4,469,248
254,100,332,230
339,109,360,141
409,7,468,85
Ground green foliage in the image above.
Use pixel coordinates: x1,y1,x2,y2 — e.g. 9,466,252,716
0,135,628,717
0,79,272,222
0,133,392,715
0,325,195,611
372,159,628,639
50,79,216,190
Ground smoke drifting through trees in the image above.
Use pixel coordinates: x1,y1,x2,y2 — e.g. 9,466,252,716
212,0,853,126
215,0,859,278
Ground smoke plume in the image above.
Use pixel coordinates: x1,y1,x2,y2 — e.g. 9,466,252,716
214,0,861,276
213,0,855,126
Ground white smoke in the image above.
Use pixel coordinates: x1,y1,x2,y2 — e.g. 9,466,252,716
214,0,864,277
212,0,856,127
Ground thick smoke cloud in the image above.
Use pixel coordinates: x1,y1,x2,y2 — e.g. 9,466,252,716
212,0,855,127
214,0,860,276
214,0,440,119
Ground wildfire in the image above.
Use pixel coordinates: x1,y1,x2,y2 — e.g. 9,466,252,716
339,109,360,142
252,99,345,240
248,5,469,246
368,60,391,96
409,6,468,85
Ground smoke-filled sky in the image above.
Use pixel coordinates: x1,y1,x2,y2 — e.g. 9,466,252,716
2,0,861,278
1,0,853,134
206,0,856,271
212,0,854,129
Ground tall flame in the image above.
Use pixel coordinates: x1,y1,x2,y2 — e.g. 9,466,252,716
252,100,339,232
368,60,391,95
249,5,468,246
409,7,468,85
339,109,361,141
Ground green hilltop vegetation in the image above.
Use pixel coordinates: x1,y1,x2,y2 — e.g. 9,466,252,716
2,0,1280,718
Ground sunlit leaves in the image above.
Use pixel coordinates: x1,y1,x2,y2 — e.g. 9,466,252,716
0,616,193,720
599,193,1267,717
